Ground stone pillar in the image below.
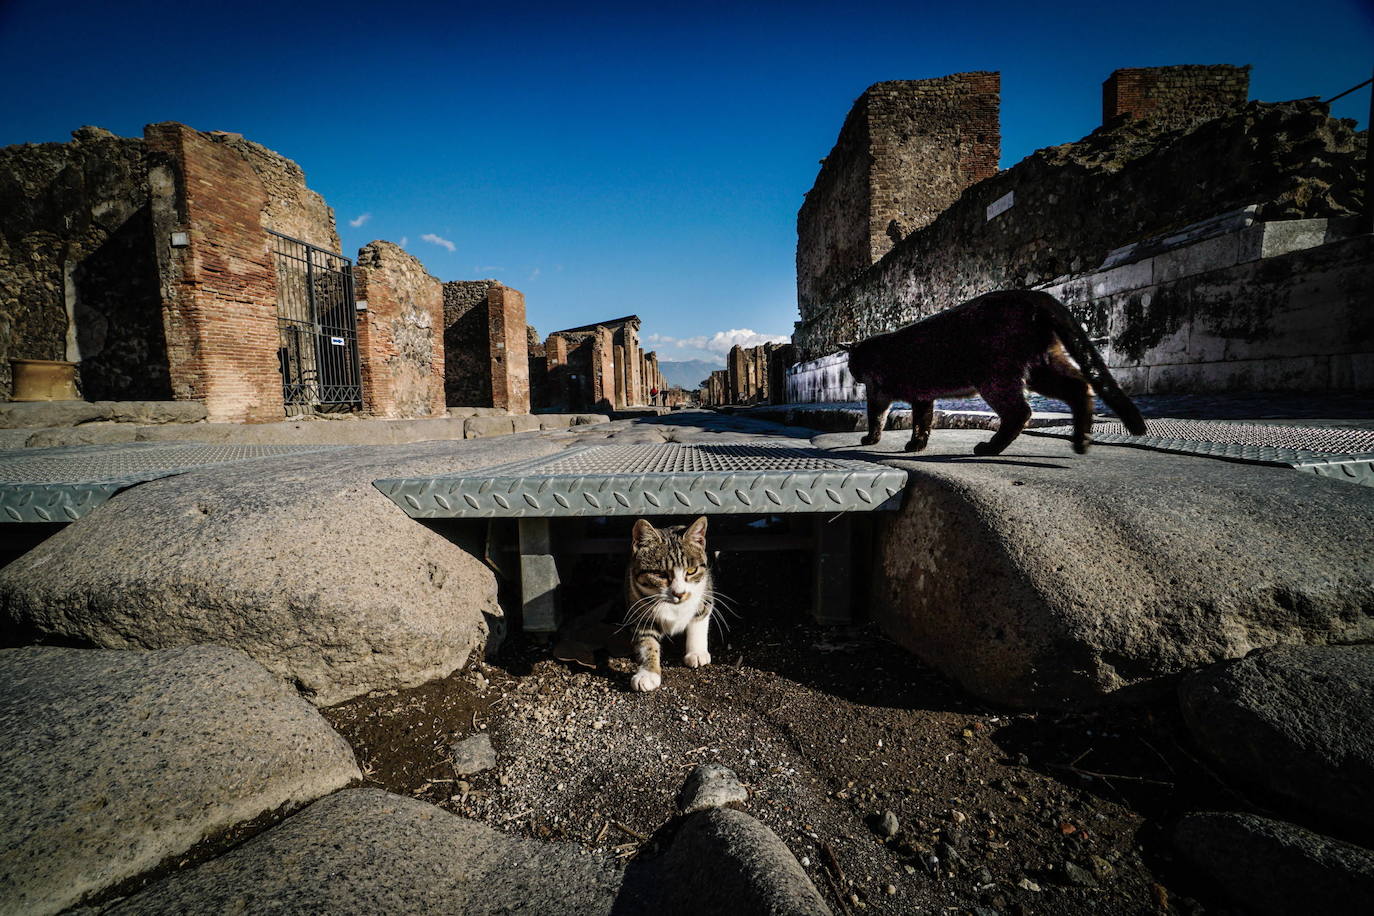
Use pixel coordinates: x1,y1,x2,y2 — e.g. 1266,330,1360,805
588,326,617,411
614,343,627,409
145,122,284,423
353,241,444,418
623,323,642,406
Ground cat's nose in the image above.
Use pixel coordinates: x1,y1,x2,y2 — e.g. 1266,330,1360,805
671,589,687,602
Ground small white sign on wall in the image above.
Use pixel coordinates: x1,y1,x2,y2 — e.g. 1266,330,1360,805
986,191,1015,221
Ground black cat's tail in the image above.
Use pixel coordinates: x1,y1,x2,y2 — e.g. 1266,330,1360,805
1033,292,1148,436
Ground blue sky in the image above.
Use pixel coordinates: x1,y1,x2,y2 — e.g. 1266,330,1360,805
2,0,1370,365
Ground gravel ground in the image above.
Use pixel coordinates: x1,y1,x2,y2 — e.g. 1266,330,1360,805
323,548,1246,916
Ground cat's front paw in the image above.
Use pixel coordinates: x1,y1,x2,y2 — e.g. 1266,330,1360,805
631,669,662,692
683,650,712,669
859,433,881,445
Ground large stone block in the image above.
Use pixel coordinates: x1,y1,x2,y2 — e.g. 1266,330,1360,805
0,436,567,705
0,645,359,916
1179,644,1374,837
847,429,1374,709
102,789,624,916
1174,812,1374,916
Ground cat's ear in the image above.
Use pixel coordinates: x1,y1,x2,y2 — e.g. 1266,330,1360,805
632,519,661,549
684,516,708,549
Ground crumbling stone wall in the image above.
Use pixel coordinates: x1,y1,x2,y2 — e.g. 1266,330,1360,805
1103,65,1250,127
441,281,530,412
443,281,493,406
354,241,444,418
794,99,1367,359
526,325,547,412
797,73,1001,313
213,132,340,252
0,127,169,400
726,343,783,404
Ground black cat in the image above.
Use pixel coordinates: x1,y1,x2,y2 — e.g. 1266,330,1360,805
844,290,1147,455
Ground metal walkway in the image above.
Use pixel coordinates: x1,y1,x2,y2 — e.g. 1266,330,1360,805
1025,418,1374,486
0,442,345,522
375,442,910,632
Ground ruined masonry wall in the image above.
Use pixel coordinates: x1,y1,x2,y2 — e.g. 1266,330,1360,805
797,73,1001,314
0,128,169,401
442,281,495,407
793,100,1367,361
1103,65,1250,127
354,241,444,418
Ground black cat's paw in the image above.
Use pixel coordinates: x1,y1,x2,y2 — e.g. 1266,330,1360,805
973,440,1001,456
859,434,881,446
903,437,928,452
1073,437,1091,455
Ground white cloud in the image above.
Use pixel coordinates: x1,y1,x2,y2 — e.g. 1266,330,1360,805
348,212,372,228
399,236,409,247
647,328,790,360
422,233,456,252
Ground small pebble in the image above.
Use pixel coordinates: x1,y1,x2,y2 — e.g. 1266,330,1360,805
885,884,897,896
875,810,900,838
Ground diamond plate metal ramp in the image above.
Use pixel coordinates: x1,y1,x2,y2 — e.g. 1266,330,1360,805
0,442,346,522
375,443,909,633
1025,418,1374,486
374,442,909,518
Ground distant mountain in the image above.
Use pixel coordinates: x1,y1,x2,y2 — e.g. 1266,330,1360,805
658,359,722,390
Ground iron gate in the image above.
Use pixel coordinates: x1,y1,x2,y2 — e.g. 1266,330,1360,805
269,231,362,413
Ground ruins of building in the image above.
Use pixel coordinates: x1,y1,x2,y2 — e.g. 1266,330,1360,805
540,316,666,412
789,65,1371,399
0,123,448,421
0,123,682,422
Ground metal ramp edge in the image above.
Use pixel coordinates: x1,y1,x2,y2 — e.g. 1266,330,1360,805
373,443,910,519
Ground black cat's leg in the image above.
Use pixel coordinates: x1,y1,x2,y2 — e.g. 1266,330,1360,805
631,630,663,692
974,382,1033,456
905,399,935,451
1029,364,1095,454
861,390,893,446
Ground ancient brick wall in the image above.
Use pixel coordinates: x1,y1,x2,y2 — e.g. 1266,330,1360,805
0,127,170,400
797,73,1001,313
794,99,1367,360
354,241,444,418
1103,65,1250,127
145,122,283,422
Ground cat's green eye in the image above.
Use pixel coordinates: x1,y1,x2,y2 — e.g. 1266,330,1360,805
685,566,698,575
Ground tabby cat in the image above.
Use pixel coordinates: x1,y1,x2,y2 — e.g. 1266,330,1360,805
845,290,1147,456
624,517,714,693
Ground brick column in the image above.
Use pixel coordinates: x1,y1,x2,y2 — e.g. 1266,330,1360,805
487,283,530,414
545,333,569,411
145,122,284,423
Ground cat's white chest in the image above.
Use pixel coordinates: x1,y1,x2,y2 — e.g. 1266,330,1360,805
655,591,705,636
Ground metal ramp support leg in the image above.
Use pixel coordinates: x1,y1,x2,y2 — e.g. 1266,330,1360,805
519,518,561,634
811,514,853,625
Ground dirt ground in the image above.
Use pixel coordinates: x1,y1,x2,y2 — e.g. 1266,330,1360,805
323,542,1242,916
